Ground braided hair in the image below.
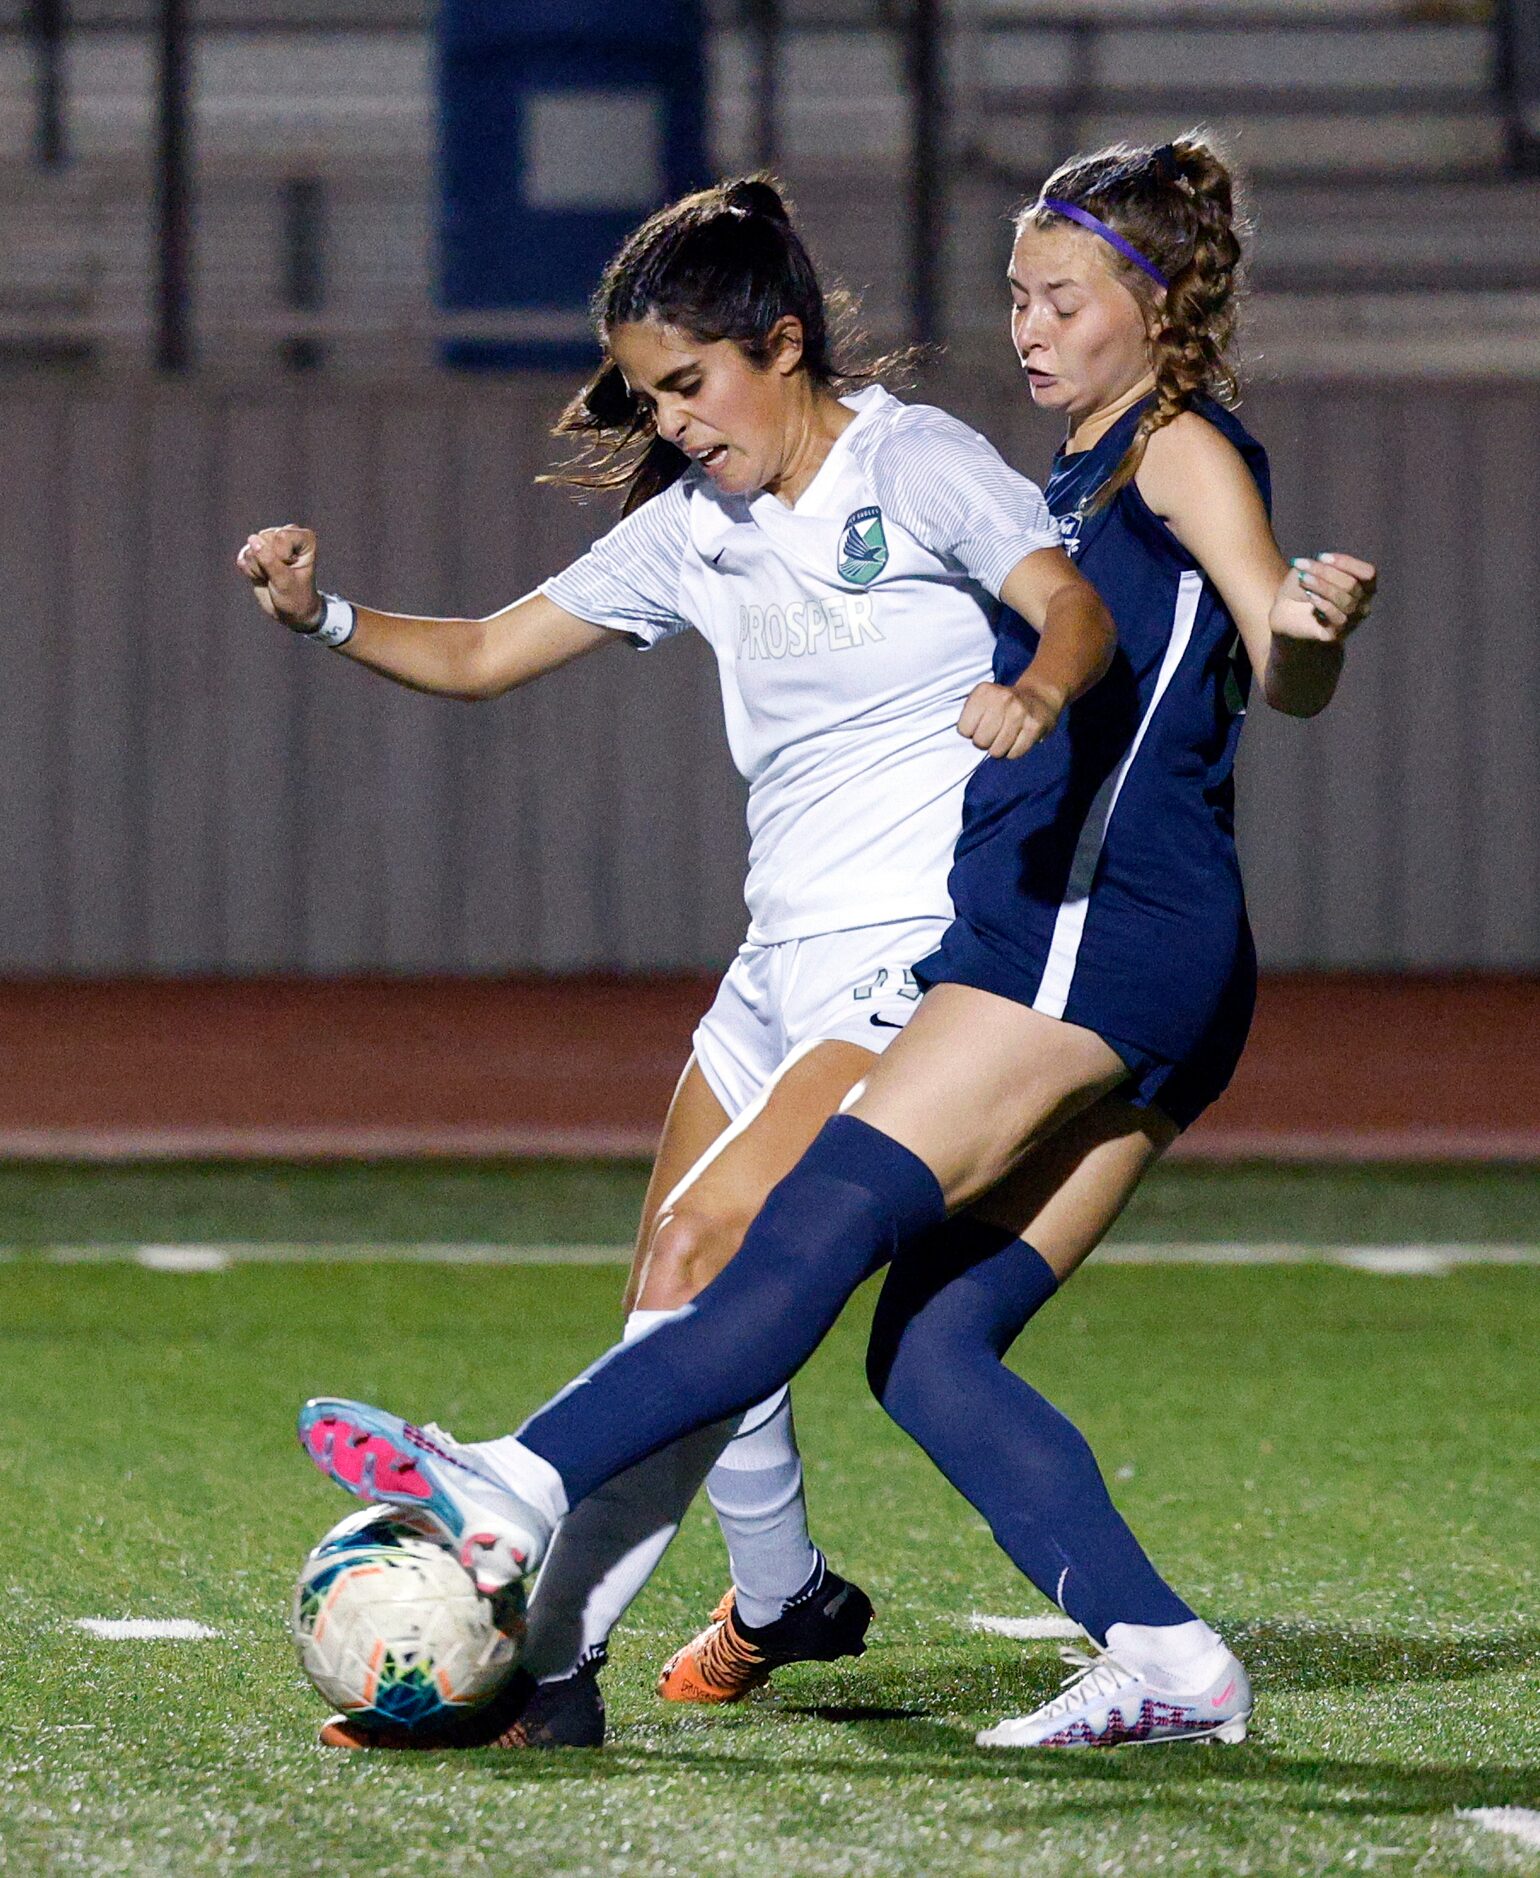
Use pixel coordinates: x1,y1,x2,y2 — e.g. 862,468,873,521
547,175,893,515
1020,132,1249,507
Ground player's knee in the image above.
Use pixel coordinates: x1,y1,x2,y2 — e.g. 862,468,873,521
639,1204,751,1309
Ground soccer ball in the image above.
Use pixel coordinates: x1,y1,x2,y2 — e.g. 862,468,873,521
291,1505,525,1731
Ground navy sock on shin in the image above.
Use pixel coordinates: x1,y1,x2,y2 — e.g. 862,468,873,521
518,1116,946,1506
867,1218,1195,1643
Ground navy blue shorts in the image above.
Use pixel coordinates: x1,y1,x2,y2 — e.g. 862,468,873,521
914,917,1257,1134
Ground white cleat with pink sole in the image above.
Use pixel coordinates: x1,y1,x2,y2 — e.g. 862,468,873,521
977,1643,1252,1750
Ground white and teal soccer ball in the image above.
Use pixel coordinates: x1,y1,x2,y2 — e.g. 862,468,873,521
291,1505,525,1731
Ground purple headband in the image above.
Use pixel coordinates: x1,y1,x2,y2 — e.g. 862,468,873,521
1038,198,1169,290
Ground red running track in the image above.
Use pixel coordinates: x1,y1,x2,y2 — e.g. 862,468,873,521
0,974,1532,1163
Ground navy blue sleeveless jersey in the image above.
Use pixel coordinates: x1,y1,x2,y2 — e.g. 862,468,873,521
915,395,1269,1129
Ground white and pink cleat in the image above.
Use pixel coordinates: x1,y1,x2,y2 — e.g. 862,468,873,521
296,1398,552,1597
977,1642,1251,1749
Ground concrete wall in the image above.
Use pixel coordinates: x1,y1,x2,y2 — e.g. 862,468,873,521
2,367,1533,974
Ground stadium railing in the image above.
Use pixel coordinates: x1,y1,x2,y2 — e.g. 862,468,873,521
0,0,1531,368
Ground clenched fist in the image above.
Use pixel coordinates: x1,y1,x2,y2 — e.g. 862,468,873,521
236,525,323,630
956,675,1062,760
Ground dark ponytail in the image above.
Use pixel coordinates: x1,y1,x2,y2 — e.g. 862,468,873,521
1020,131,1249,506
545,175,897,516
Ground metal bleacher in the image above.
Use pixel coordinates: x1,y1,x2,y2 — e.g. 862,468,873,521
0,0,1532,374
725,0,1540,373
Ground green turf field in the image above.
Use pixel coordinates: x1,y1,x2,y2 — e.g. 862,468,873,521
2,1162,1537,1876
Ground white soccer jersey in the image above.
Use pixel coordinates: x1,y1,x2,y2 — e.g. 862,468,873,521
541,384,1061,945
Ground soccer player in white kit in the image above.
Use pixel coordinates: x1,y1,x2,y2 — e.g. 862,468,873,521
238,175,1109,1747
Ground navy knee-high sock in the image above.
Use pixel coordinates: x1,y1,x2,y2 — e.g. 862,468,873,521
518,1115,946,1507
867,1219,1195,1644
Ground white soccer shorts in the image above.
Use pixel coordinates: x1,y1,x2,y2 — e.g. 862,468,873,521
691,914,951,1122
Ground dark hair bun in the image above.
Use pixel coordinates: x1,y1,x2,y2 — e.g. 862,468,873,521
721,176,791,225
551,170,897,516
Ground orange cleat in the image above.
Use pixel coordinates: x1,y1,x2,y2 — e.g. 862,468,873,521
319,1715,417,1750
657,1571,874,1705
657,1591,772,1704
316,1663,604,1750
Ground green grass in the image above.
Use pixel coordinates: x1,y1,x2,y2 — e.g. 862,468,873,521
1,1166,1538,1876
1,1158,1539,1247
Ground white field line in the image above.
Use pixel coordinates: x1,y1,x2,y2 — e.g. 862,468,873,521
40,1243,634,1267
1099,1243,1540,1270
9,1241,1539,1269
1461,1808,1540,1851
74,1618,220,1641
970,1614,1085,1641
137,1245,232,1272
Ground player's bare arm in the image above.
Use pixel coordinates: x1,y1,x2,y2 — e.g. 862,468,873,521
1137,413,1376,717
236,523,616,700
956,546,1115,759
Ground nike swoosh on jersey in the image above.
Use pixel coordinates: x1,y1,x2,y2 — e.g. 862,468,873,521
869,1014,905,1030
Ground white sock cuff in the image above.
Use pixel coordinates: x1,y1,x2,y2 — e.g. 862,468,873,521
1105,1618,1227,1690
623,1306,689,1343
472,1436,570,1526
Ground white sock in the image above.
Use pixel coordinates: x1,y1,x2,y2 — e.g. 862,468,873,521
1105,1618,1229,1693
521,1425,733,1680
515,1308,734,1682
461,1434,569,1530
705,1386,819,1630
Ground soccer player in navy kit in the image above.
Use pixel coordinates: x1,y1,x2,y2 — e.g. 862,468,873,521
289,136,1378,1748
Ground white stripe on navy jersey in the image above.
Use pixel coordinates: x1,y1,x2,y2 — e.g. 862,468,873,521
541,385,1061,945
1033,569,1205,1021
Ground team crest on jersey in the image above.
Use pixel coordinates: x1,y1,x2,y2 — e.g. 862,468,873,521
1057,509,1086,558
838,507,889,586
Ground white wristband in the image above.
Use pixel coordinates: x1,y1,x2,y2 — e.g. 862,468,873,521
298,593,356,650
